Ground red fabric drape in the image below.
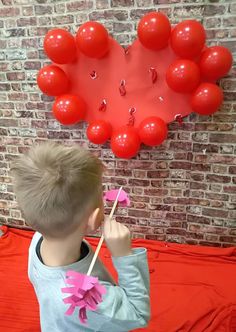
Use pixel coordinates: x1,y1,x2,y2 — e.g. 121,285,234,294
1,226,236,332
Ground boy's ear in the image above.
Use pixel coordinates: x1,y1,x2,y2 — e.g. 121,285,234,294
87,208,101,232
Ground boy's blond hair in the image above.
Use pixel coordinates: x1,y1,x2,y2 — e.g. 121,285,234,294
11,142,103,237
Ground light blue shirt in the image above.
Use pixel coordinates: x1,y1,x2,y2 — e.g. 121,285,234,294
28,232,150,332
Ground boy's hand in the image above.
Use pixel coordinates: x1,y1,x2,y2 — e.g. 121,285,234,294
103,217,132,257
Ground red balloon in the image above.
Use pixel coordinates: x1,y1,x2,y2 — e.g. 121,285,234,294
44,29,77,64
166,59,200,93
139,117,168,146
76,21,110,58
191,83,223,115
111,126,140,159
37,65,69,96
138,12,171,50
87,120,112,144
199,46,233,81
52,94,86,125
171,20,206,58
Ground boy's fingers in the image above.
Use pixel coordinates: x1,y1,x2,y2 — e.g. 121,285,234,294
109,219,118,235
103,216,111,233
103,217,132,257
103,216,117,234
117,222,123,234
103,218,121,238
118,222,130,237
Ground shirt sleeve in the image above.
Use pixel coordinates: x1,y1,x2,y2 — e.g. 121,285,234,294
96,248,150,331
28,232,41,283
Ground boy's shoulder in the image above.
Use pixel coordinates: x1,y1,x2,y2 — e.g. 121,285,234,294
28,232,115,285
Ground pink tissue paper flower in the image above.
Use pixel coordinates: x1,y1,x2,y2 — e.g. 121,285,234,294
104,189,130,207
61,270,106,324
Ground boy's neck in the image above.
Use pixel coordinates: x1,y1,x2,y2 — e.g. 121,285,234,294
40,229,85,267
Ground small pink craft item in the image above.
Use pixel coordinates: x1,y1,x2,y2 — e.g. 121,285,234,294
61,187,123,324
104,188,130,207
62,271,106,324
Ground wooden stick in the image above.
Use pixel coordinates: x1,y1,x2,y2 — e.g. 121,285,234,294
87,187,123,276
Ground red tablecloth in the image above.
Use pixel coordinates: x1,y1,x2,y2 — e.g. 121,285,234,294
1,226,236,332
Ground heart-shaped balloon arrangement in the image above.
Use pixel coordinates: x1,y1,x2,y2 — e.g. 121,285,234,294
37,12,232,159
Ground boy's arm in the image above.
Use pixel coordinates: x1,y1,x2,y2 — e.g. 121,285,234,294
94,217,150,331
97,247,150,331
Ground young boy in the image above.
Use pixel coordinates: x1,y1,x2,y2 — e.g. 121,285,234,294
11,142,150,332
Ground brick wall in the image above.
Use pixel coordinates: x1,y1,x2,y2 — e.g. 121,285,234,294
0,0,235,247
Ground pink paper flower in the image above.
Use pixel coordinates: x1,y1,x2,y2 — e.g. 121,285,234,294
61,270,106,324
104,189,130,207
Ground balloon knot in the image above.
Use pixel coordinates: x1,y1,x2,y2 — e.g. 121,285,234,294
119,80,126,96
90,70,97,80
99,99,107,112
124,46,130,55
149,67,158,84
175,114,183,126
127,107,136,126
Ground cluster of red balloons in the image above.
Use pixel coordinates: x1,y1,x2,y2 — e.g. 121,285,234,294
87,117,168,159
37,23,111,127
37,12,233,159
43,23,110,64
138,12,232,116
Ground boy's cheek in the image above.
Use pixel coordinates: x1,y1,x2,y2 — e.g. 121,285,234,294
98,204,105,227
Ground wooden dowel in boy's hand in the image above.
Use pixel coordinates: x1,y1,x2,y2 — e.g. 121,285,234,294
87,187,123,276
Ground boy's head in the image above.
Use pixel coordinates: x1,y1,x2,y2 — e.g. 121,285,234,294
11,142,104,238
